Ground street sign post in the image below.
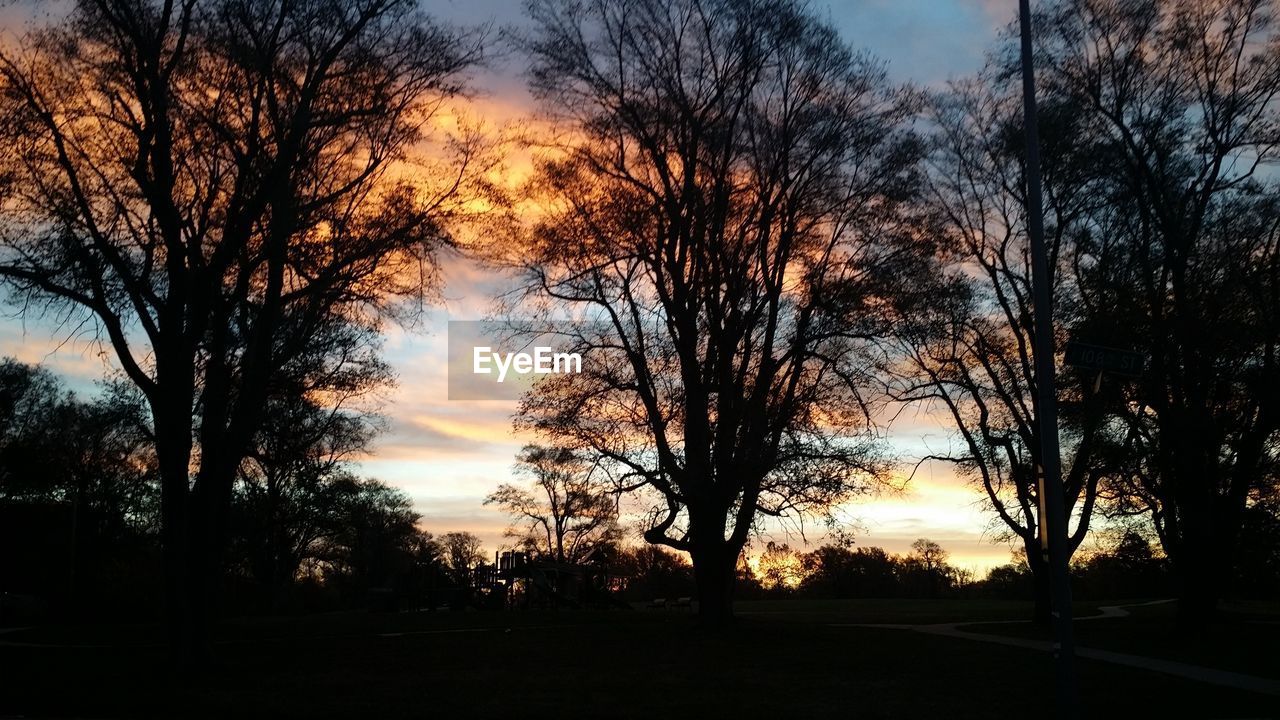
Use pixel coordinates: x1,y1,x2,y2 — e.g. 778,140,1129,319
1018,1,1079,716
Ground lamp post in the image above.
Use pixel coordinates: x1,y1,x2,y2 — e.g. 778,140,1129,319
1016,0,1079,716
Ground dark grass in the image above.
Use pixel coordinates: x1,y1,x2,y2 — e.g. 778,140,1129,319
966,598,1280,680
1,599,1276,719
732,597,1106,624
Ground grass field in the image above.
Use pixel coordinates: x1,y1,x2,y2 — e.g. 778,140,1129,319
1,599,1276,719
967,598,1280,679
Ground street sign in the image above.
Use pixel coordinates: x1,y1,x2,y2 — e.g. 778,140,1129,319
1063,341,1145,377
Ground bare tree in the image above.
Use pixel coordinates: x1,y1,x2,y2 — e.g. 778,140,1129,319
893,71,1125,622
908,538,949,574
229,320,390,611
902,538,955,598
0,0,481,660
509,0,927,623
1032,0,1280,623
439,530,486,585
485,444,620,564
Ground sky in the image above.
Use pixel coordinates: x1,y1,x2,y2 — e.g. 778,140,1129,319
0,0,1040,575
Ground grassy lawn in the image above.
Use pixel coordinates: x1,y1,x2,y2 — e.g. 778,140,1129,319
965,598,1280,680
0,599,1275,719
733,597,1049,624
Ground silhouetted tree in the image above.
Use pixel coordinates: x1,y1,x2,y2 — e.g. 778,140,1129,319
485,444,620,564
796,545,888,598
0,0,481,660
1030,0,1280,623
306,476,422,602
895,69,1124,622
510,0,925,625
615,544,695,601
228,321,390,611
756,542,803,593
1070,529,1171,600
795,542,966,599
439,531,485,586
910,539,948,572
1232,488,1280,599
900,538,955,598
980,554,1034,600
0,361,65,500
0,360,159,615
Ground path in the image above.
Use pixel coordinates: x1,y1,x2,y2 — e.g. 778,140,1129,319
833,600,1280,697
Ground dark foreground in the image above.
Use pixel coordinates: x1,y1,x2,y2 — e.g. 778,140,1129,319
1,599,1276,719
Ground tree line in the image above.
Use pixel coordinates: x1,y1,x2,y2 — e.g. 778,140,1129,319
0,357,485,617
11,349,1231,616
486,442,1278,602
1,355,1277,626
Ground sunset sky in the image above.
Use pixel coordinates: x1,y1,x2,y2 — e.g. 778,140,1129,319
0,0,1043,574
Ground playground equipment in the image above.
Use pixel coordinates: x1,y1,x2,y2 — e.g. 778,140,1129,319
470,548,630,610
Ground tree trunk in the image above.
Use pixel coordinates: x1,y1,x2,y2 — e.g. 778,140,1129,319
1018,538,1049,622
1175,562,1217,628
1164,425,1257,629
1170,474,1224,627
1030,554,1051,626
154,416,196,668
690,540,737,628
185,451,240,663
156,432,239,669
1174,519,1227,628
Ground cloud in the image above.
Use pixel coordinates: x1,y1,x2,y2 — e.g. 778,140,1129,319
0,313,123,394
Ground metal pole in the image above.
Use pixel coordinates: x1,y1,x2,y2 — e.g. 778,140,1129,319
1017,0,1079,716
